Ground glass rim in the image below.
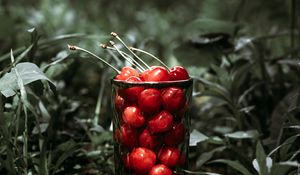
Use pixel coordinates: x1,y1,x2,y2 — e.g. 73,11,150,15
111,78,193,88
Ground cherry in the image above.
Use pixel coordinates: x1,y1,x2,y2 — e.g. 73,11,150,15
115,124,138,148
149,164,173,175
169,66,189,81
123,106,145,128
148,111,173,133
115,95,125,112
123,76,144,103
163,123,186,146
123,153,131,170
115,66,139,81
158,147,181,167
138,88,162,114
130,147,156,174
161,87,186,113
141,66,170,82
138,128,160,149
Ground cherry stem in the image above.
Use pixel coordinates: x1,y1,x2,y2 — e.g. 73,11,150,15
101,44,144,72
129,47,170,71
111,32,151,70
68,44,121,74
108,41,145,72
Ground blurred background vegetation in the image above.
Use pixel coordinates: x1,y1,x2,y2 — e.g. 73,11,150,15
0,0,300,174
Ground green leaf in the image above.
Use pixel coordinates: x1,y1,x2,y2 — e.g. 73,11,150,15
51,140,81,175
254,142,269,175
189,129,209,146
270,163,292,175
0,62,55,97
196,146,226,167
173,42,220,68
210,159,252,175
225,130,259,139
185,18,237,36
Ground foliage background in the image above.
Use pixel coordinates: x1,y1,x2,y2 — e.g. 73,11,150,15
0,0,300,174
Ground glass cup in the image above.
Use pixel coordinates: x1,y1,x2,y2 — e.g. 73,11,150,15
111,78,193,175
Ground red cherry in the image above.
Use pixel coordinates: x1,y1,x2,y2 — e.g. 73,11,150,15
123,153,132,170
138,88,162,114
149,164,173,175
123,106,145,128
161,87,186,113
123,76,144,103
138,128,160,149
115,124,138,148
163,123,186,146
115,66,139,80
148,111,173,133
130,147,156,174
141,66,170,82
115,95,125,112
158,147,180,167
169,66,189,81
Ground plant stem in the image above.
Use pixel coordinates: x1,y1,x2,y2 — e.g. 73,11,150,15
129,47,170,71
111,32,151,69
68,45,121,74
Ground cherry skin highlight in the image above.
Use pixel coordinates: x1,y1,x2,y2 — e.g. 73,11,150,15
169,66,189,81
123,76,144,103
115,66,139,81
122,106,145,128
115,124,138,148
129,147,156,174
161,87,186,113
148,111,173,133
138,88,162,114
141,66,170,82
149,164,173,175
158,147,181,167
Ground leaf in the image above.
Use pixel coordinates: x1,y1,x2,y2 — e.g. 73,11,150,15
225,130,259,139
0,62,55,97
254,142,269,175
185,18,237,36
269,163,293,175
189,129,209,146
196,146,226,167
51,140,80,175
173,42,219,68
210,159,252,175
182,170,222,175
32,123,49,134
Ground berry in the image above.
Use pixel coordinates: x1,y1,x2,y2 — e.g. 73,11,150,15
169,66,189,81
123,76,144,103
161,87,186,113
138,88,162,114
115,66,139,81
123,106,145,128
115,95,125,112
163,123,186,146
148,111,173,133
158,147,181,167
130,147,156,174
149,164,173,175
115,124,138,148
138,128,160,149
141,66,170,82
123,153,131,170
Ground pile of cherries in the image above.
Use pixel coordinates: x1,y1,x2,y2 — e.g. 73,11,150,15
69,32,191,175
114,65,190,175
